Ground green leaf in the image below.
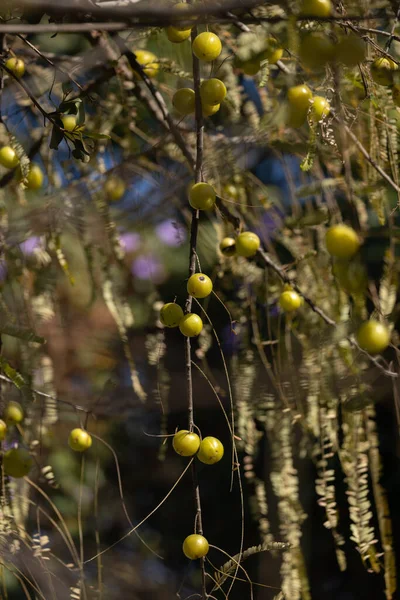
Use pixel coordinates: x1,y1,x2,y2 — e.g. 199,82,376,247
0,357,33,402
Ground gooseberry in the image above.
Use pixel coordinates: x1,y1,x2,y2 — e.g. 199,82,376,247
26,164,44,190
370,57,398,86
5,57,25,78
202,102,220,117
356,320,390,355
133,50,159,78
222,183,238,198
172,88,196,116
172,430,201,456
4,401,24,425
68,428,92,452
192,32,222,62
3,448,33,478
182,534,209,559
235,231,260,257
61,115,78,132
325,224,360,259
299,33,334,70
287,84,313,127
187,273,213,298
172,2,194,30
105,176,126,201
197,436,224,464
0,419,7,441
0,146,19,169
200,78,227,105
179,313,203,337
279,289,302,312
219,237,236,256
336,35,365,67
160,302,184,327
310,96,330,121
166,26,191,43
261,37,284,64
189,182,216,211
299,0,332,17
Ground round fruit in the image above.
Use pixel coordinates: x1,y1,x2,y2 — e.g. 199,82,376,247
261,37,284,64
192,32,222,62
325,224,360,259
189,182,216,211
172,430,201,456
105,176,126,201
240,58,261,75
235,232,260,257
172,2,194,30
332,260,367,294
166,26,191,43
336,34,365,66
179,313,203,337
299,0,332,17
299,33,334,70
222,183,238,198
370,57,398,86
133,50,159,78
26,164,44,190
0,419,7,441
393,84,400,106
5,57,25,78
187,273,213,298
183,534,209,559
172,88,196,116
200,78,227,105
68,428,92,452
4,401,24,425
356,320,390,355
219,237,236,256
61,115,78,132
3,448,33,478
288,84,313,112
197,436,224,464
310,96,330,121
202,102,220,117
279,290,302,312
0,146,19,169
160,302,184,327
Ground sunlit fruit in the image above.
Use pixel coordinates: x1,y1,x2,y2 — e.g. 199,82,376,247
325,224,360,259
222,183,238,198
299,0,332,17
356,320,390,355
235,232,260,257
133,50,159,78
240,58,261,75
370,57,398,86
183,534,209,559
192,32,222,62
0,146,19,169
105,176,126,201
172,430,201,456
299,33,334,69
172,88,196,116
287,84,312,127
261,37,283,64
160,303,184,327
25,164,44,190
336,34,366,66
61,115,78,131
189,182,216,211
4,401,24,425
187,273,213,298
3,448,33,478
332,260,367,294
197,436,224,464
219,237,236,256
166,26,191,43
310,96,330,121
5,57,25,78
179,313,203,337
279,289,302,312
392,84,400,106
202,102,220,117
68,428,92,452
0,419,7,441
172,2,194,30
200,78,227,105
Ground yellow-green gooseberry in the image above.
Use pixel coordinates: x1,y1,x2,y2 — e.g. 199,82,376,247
310,96,331,121
105,176,126,201
235,231,260,257
200,78,227,105
356,320,390,355
61,115,78,132
325,224,360,259
370,57,398,86
4,401,24,425
172,430,200,456
219,237,236,256
172,88,196,116
5,57,25,78
68,428,92,452
183,534,209,559
3,448,33,478
189,182,216,211
287,84,313,128
202,102,220,117
187,273,213,298
336,34,366,67
197,436,224,464
160,302,184,327
166,26,191,43
179,313,203,337
222,183,238,198
279,289,302,312
261,37,284,64
0,419,7,441
0,146,19,169
299,0,332,17
192,32,222,62
133,50,159,78
172,2,194,31
299,32,334,70
25,164,44,190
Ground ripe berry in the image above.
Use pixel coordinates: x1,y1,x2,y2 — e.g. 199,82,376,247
189,182,216,211
182,534,209,559
222,183,238,198
179,313,203,337
26,164,44,190
200,78,227,106
370,57,398,86
279,289,302,312
299,33,334,70
235,232,260,257
202,102,220,117
133,50,159,78
61,115,78,132
166,26,191,43
197,436,224,464
261,37,284,64
187,273,213,298
287,84,313,127
172,2,194,30
105,176,126,201
3,448,33,478
310,96,330,121
172,430,201,456
219,237,236,256
160,303,184,327
0,146,19,169
356,320,390,355
68,428,92,452
5,57,25,78
0,419,7,441
299,0,332,17
172,88,196,116
192,32,222,62
325,224,360,259
336,35,365,66
4,401,24,425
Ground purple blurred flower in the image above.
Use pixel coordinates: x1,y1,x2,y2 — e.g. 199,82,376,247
131,254,166,284
155,220,186,247
20,236,41,255
119,232,141,253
